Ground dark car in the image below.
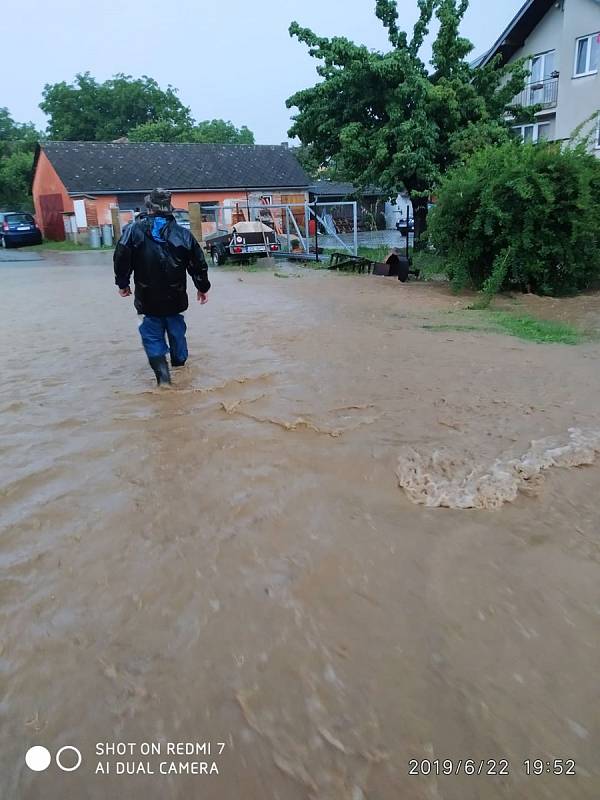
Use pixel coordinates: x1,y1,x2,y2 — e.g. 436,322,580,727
0,211,43,248
395,216,415,236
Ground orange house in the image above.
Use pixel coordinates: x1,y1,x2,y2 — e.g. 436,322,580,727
31,141,310,240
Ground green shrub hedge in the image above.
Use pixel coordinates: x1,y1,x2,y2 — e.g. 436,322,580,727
428,141,600,296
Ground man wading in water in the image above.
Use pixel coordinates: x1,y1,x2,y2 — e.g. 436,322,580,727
114,188,211,385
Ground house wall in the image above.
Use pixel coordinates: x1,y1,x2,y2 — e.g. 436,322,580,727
506,0,600,153
33,148,311,239
93,196,118,226
32,151,119,235
172,189,309,236
555,0,600,145
386,193,413,229
508,2,565,67
171,189,309,208
66,195,117,230
172,190,246,208
32,150,73,237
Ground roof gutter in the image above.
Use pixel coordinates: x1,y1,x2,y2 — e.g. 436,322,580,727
67,186,311,196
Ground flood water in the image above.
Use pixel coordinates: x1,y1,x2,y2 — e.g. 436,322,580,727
2,252,600,799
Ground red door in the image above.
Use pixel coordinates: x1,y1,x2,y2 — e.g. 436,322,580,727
39,193,65,241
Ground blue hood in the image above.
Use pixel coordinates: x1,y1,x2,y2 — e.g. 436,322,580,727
151,216,168,242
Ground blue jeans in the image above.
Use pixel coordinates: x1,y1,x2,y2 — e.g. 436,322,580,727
139,314,188,365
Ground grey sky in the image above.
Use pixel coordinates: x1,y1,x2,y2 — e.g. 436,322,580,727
1,0,524,143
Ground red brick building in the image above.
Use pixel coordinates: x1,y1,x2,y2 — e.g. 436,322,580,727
31,141,310,240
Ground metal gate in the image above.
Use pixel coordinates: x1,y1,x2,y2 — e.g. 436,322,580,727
199,200,359,260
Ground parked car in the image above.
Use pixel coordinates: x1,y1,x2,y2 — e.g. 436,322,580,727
0,211,43,248
206,221,280,265
395,216,414,236
172,209,191,230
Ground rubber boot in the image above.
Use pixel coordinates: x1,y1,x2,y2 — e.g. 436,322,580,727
148,355,171,386
171,358,186,368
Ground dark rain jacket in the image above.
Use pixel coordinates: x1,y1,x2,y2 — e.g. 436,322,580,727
113,214,211,317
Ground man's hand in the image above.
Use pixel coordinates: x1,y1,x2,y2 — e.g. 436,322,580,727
119,287,132,297
197,291,209,305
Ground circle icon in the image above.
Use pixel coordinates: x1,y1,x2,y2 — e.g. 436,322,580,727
55,746,82,772
25,746,51,772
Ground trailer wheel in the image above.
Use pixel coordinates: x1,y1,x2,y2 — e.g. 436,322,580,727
212,247,227,266
397,256,410,283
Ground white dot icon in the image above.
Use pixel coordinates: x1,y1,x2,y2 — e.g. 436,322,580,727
25,746,51,772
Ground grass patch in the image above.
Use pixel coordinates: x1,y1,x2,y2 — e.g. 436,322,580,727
299,249,389,269
423,310,589,345
489,311,586,345
357,245,393,262
321,246,400,263
412,250,447,279
319,246,447,281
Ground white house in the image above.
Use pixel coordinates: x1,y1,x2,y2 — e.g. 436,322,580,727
474,0,600,154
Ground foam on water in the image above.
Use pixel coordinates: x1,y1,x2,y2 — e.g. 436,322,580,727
396,427,600,510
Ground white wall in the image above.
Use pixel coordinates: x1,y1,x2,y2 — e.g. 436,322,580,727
385,193,413,229
508,2,565,65
555,0,600,145
506,0,600,153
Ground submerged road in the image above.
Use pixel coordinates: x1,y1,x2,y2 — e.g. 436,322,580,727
1,252,600,799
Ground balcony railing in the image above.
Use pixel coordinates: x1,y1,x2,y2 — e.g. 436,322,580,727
512,76,559,110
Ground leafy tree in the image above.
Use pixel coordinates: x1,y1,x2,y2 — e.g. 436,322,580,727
428,140,600,296
0,151,36,210
0,107,39,156
129,117,255,144
191,119,254,144
127,119,193,143
293,142,349,180
286,0,528,240
40,73,193,141
40,72,256,145
0,108,41,210
292,143,322,179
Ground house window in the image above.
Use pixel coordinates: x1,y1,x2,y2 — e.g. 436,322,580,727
200,202,219,222
513,122,552,143
574,32,600,76
524,50,558,106
531,50,555,82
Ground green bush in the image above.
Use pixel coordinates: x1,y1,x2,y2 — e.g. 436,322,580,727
428,140,600,296
0,150,35,211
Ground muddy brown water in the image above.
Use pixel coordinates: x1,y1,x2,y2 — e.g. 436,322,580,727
1,252,600,799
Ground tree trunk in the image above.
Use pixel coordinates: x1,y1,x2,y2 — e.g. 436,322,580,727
411,195,429,251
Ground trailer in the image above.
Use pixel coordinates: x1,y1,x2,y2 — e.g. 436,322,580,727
205,221,280,265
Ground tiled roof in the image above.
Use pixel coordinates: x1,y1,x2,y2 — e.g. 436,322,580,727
39,141,310,194
473,0,555,68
